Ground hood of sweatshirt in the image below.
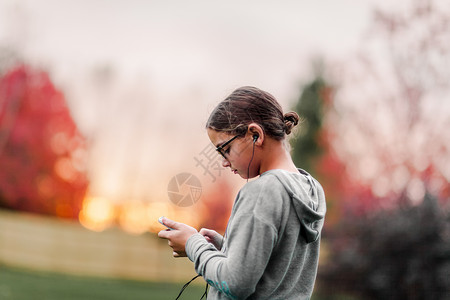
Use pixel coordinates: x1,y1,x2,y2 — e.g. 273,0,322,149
268,168,326,243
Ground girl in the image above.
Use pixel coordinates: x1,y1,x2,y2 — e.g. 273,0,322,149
158,86,326,299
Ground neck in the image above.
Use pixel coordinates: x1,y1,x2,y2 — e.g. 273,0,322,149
259,139,298,174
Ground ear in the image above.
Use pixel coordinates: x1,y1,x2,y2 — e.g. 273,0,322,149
247,123,264,146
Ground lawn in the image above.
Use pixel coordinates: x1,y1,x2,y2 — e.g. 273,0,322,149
0,265,206,300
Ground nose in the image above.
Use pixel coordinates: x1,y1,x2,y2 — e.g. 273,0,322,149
221,157,231,168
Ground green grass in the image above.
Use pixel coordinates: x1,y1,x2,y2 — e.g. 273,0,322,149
0,265,206,300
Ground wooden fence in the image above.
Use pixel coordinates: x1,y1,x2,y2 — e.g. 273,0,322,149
0,209,197,282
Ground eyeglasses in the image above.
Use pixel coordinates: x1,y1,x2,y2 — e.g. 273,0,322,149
216,134,241,159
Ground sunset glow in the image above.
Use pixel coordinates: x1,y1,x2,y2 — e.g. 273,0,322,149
79,196,115,232
79,196,202,234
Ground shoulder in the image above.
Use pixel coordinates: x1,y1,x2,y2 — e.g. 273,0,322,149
240,172,285,196
236,171,289,211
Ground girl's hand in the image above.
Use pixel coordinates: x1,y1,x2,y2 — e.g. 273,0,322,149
199,228,224,250
158,217,198,257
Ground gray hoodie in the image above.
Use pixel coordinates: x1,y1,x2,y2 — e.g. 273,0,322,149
186,168,326,299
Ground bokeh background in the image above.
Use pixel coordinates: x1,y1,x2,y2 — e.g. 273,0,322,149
0,0,449,299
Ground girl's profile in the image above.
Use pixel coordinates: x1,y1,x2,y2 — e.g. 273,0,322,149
158,86,326,300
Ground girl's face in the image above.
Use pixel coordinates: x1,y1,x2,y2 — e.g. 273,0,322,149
207,129,257,179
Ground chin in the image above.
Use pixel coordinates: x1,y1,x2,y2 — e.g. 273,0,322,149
235,171,247,179
241,173,258,180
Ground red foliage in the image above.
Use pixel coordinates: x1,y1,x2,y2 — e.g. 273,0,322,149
313,97,379,223
0,65,88,219
199,178,235,234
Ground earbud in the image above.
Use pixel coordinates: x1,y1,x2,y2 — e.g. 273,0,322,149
252,134,259,143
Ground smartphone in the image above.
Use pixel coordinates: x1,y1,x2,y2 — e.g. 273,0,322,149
158,216,174,230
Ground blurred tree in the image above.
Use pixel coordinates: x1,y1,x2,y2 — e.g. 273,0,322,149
312,1,450,299
327,0,450,210
0,65,88,219
290,67,376,224
318,193,450,299
290,73,326,174
291,71,337,224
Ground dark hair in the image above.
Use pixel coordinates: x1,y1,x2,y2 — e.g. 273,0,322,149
206,86,299,140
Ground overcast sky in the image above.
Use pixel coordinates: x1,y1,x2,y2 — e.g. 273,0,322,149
0,0,393,96
0,0,412,202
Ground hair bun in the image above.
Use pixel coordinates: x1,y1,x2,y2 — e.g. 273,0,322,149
283,111,299,135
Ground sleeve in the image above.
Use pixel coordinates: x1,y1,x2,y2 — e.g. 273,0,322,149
186,212,278,299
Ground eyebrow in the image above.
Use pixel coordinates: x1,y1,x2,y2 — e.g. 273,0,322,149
216,138,233,149
215,134,241,150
